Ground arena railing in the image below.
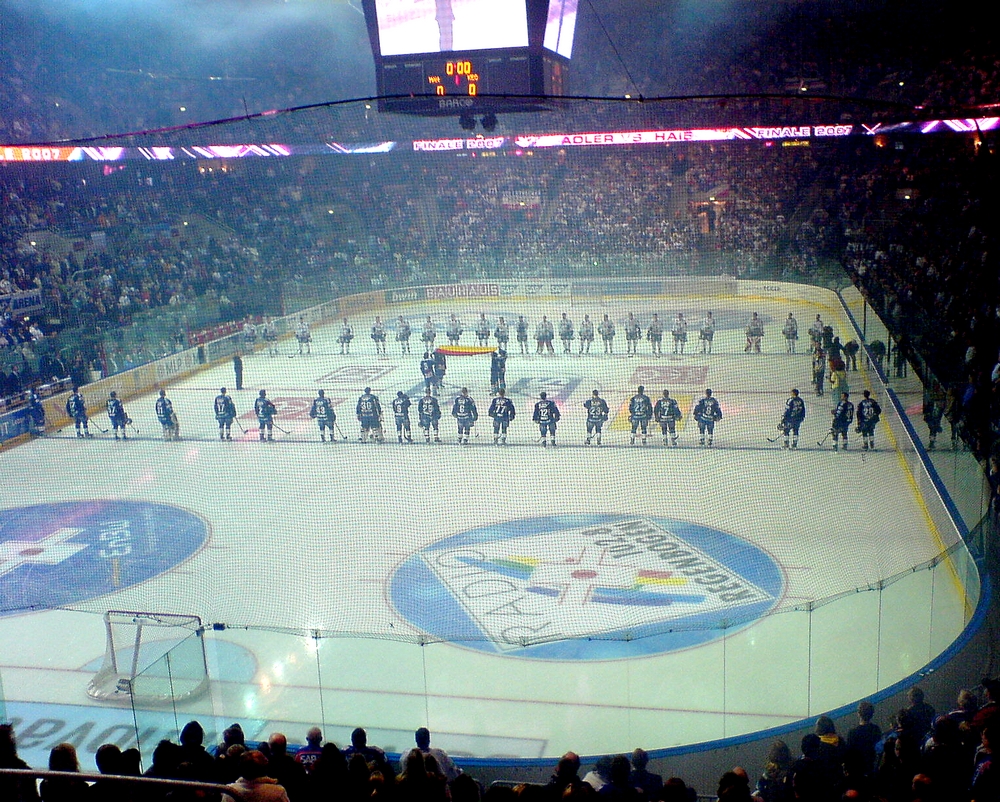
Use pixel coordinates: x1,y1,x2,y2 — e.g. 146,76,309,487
0,768,248,800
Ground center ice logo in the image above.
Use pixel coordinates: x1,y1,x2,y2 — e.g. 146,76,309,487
390,515,784,660
0,501,208,614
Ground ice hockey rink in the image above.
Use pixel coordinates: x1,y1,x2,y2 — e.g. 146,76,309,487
0,286,979,770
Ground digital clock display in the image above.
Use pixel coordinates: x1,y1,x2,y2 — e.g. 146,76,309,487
381,53,532,100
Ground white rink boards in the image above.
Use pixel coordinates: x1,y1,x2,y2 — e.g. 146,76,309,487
0,288,976,766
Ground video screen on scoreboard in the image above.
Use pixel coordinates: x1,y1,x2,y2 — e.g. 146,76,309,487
543,0,578,58
375,0,529,57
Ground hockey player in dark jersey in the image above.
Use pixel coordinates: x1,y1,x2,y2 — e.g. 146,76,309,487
356,387,384,443
254,389,277,442
628,385,653,445
417,387,442,443
433,350,447,391
488,388,516,445
583,389,609,445
155,389,179,441
693,388,723,447
392,391,414,443
27,389,46,435
451,387,478,444
780,388,806,449
830,392,854,451
66,387,93,438
855,389,882,451
420,351,437,395
653,389,682,447
309,389,337,442
533,390,560,446
490,348,508,395
106,391,130,440
215,387,237,440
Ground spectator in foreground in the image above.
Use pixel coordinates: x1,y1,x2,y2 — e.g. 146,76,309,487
414,727,461,782
0,724,40,802
223,750,290,802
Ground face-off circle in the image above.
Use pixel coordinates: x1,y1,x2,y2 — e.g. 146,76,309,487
0,501,208,614
390,514,784,660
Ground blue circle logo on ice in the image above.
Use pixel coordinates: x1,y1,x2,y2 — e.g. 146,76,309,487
0,501,208,614
390,514,784,660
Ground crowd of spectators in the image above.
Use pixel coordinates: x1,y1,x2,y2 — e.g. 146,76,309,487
3,678,999,801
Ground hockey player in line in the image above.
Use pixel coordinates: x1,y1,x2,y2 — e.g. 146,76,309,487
745,312,764,353
515,315,529,355
782,313,799,354
296,318,311,355
447,314,463,346
338,318,354,355
578,314,594,354
494,317,509,349
533,390,560,446
392,391,414,443
624,313,641,356
699,312,715,354
154,389,180,440
488,388,516,445
558,313,575,354
27,389,46,435
856,389,882,451
215,387,237,440
396,316,412,355
452,387,478,444
357,387,384,443
628,385,653,445
808,315,825,352
583,389,609,445
66,386,93,438
490,348,507,395
536,316,555,355
671,313,687,355
830,392,854,451
693,388,723,447
254,389,277,442
476,313,491,346
599,314,616,354
420,351,438,396
780,388,806,449
371,316,387,356
653,389,681,446
262,319,279,357
646,314,663,356
422,316,437,349
813,348,826,396
310,389,337,443
418,387,442,443
106,391,130,440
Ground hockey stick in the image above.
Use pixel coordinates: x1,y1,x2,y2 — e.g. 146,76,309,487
272,422,291,435
128,420,141,436
335,422,348,441
817,430,832,447
234,417,247,434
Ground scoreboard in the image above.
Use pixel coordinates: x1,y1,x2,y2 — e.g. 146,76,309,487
362,0,574,115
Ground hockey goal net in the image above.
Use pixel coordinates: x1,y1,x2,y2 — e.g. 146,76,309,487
87,610,209,705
